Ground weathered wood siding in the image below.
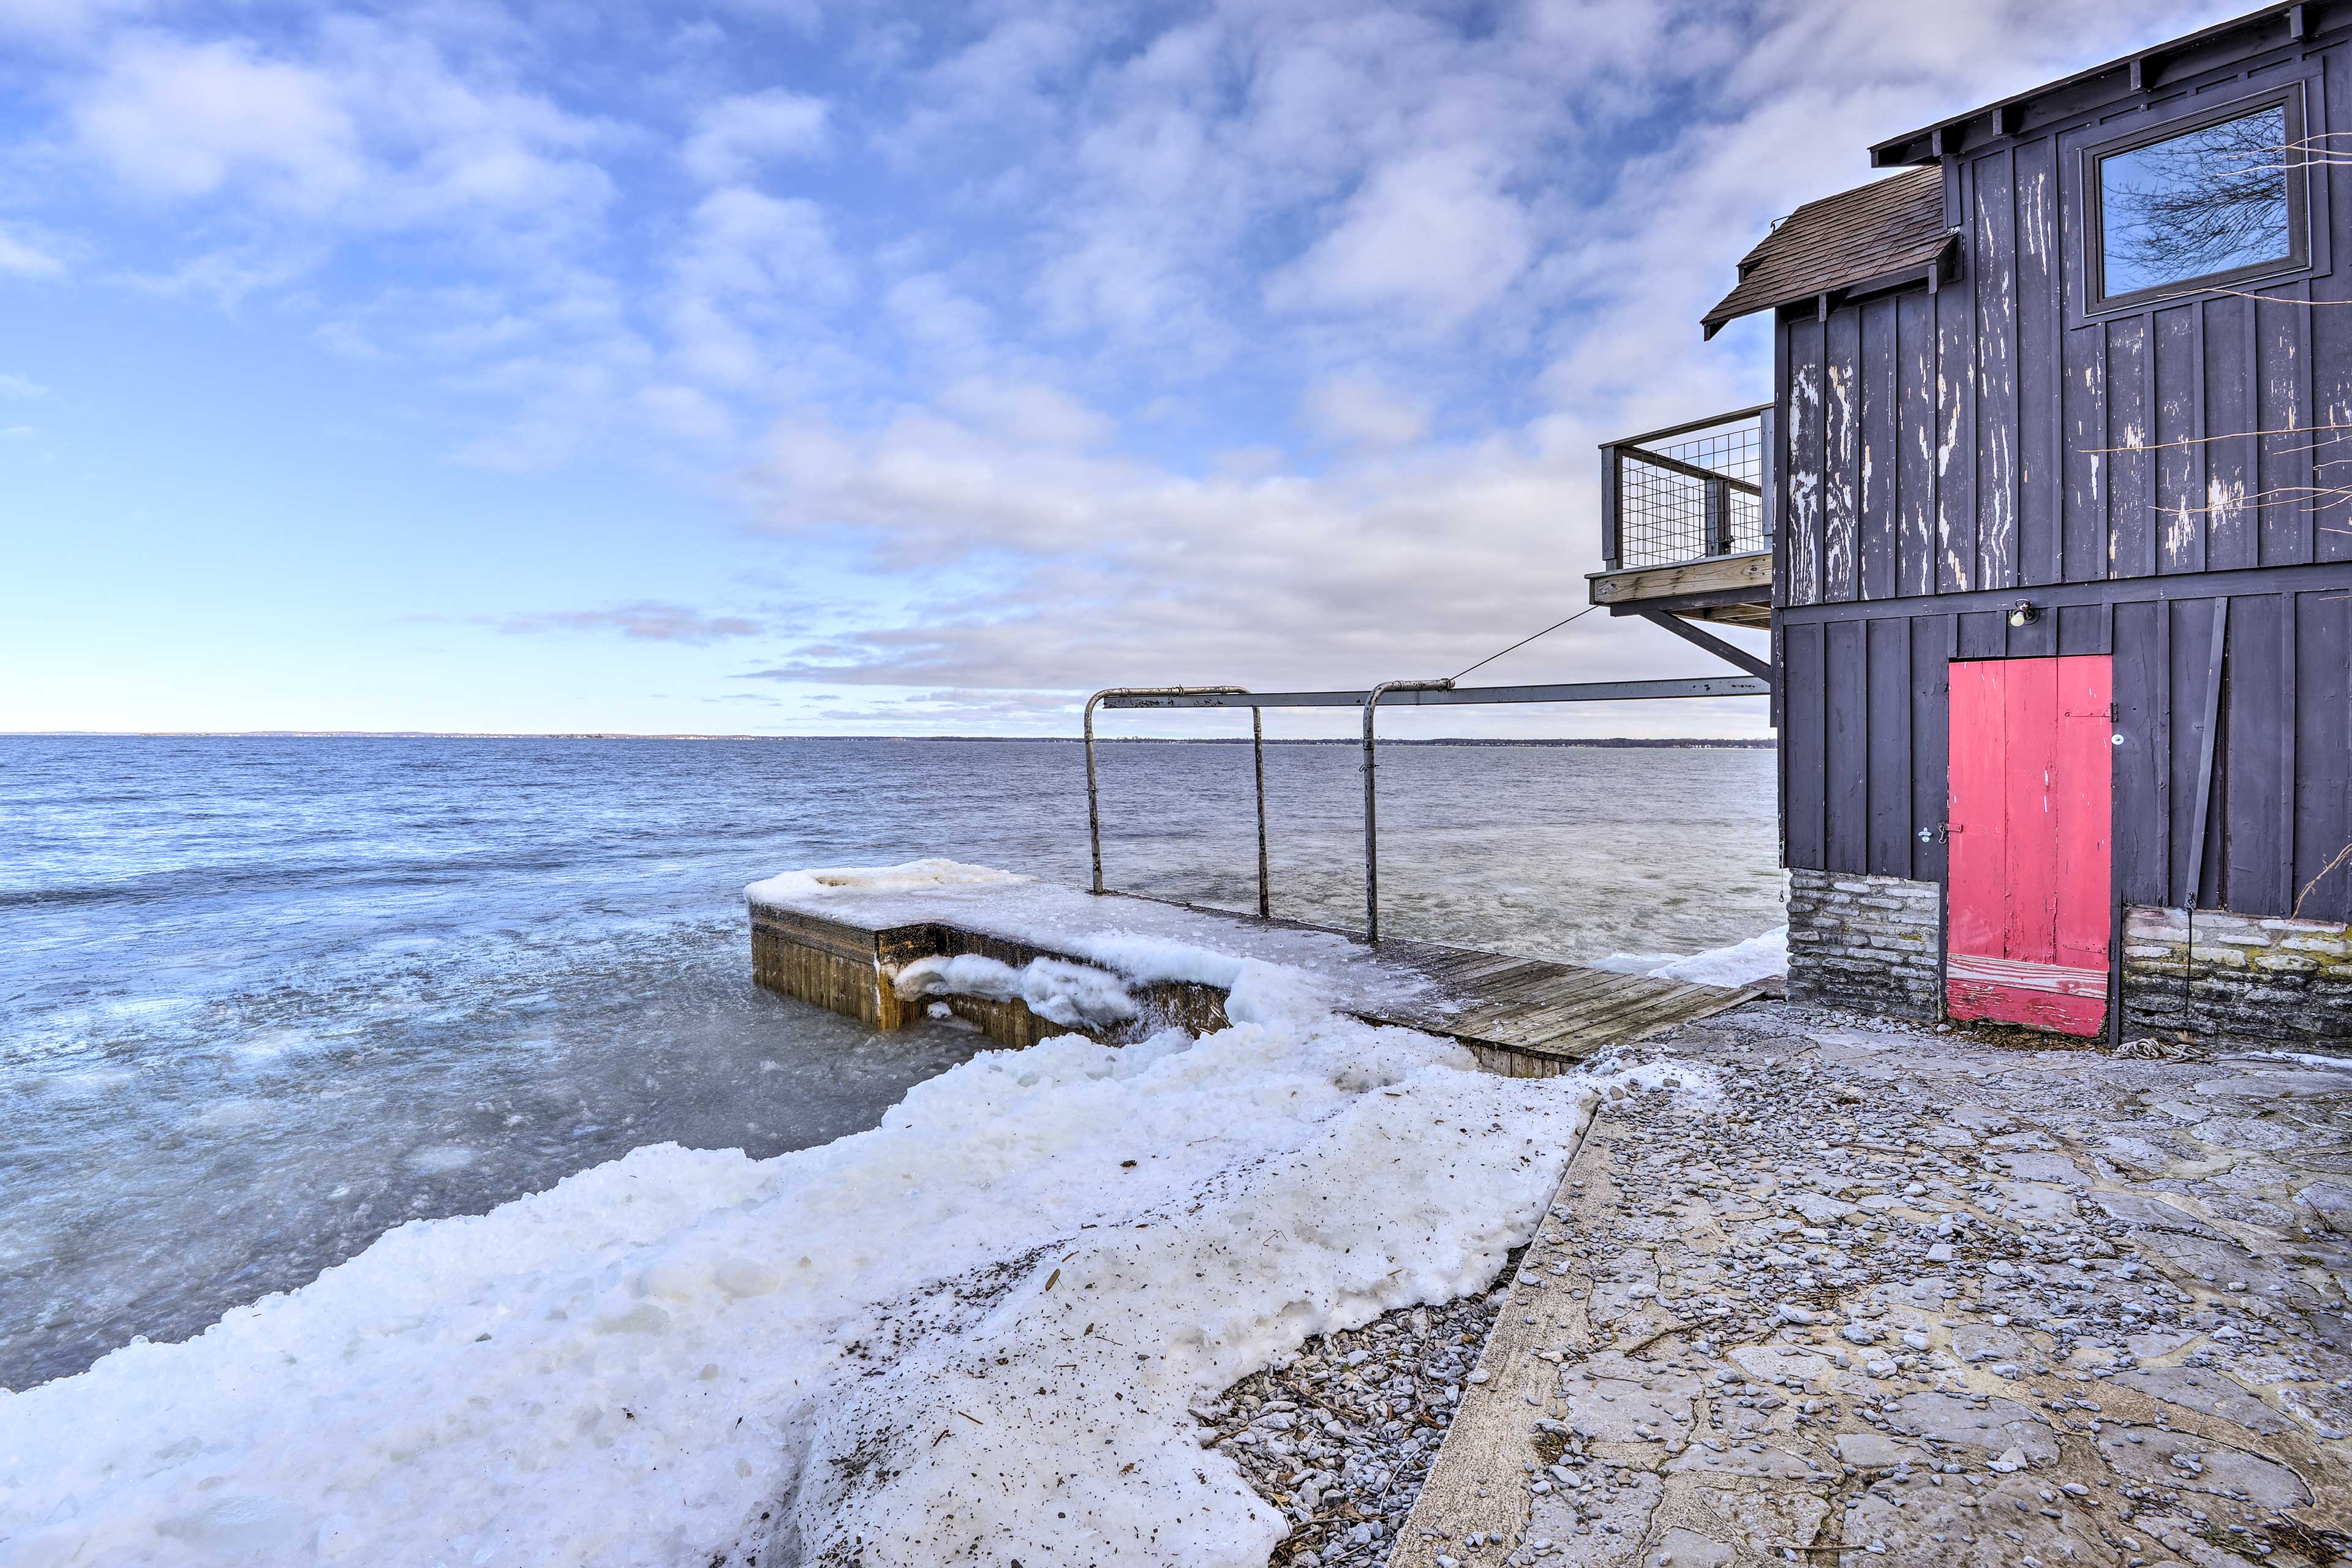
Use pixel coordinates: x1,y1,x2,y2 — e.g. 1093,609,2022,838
1780,579,2352,923
1777,48,2344,607
1773,34,2352,922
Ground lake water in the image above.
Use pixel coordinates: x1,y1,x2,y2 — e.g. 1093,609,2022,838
0,736,1779,1390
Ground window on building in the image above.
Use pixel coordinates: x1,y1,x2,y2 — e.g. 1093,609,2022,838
2092,99,2305,307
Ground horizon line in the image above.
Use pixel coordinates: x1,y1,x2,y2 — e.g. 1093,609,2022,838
1,729,1779,745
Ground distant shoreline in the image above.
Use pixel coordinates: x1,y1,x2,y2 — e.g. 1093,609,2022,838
3,731,1776,747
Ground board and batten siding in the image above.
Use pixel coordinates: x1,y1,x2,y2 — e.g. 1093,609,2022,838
1780,582,2352,925
1772,37,2352,925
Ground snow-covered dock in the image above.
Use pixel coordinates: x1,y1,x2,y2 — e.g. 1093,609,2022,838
747,861,1765,1076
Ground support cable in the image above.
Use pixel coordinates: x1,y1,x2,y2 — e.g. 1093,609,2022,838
1450,603,1600,683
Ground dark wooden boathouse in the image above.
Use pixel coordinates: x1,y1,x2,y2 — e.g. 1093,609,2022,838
1598,2,2352,1046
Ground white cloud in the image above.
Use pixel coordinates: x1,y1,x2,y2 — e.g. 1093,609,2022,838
1267,147,1534,327
311,320,385,361
68,23,613,232
491,603,761,643
882,271,997,372
448,347,646,473
0,373,50,397
665,186,850,390
0,0,149,42
940,378,1112,450
1303,377,1427,447
676,187,846,303
710,0,825,36
74,36,364,209
889,10,1101,156
638,383,736,443
0,226,67,278
684,90,829,184
121,242,330,304
737,394,1732,701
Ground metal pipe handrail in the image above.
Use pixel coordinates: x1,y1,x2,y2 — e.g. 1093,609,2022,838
1082,671,1771,945
1251,707,1269,919
1084,687,1261,909
1606,402,1773,451
1361,679,1455,942
1098,676,1768,709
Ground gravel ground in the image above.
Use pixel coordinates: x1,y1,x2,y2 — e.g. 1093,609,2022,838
1195,1256,1525,1568
1391,1001,2352,1567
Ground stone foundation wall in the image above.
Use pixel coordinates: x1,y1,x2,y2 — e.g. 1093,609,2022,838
1787,877,2352,1046
2122,905,2352,1048
1785,867,1943,1022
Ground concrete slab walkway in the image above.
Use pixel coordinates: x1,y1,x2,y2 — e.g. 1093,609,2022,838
1390,1005,2352,1568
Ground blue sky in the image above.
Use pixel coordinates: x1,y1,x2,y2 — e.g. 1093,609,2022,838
0,0,2237,737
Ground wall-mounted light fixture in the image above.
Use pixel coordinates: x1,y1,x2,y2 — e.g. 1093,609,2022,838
2008,600,2041,628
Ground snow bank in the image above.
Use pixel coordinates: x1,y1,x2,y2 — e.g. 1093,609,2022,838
0,938,1599,1566
1596,925,1787,989
1649,925,1786,987
895,952,1139,1030
744,856,1028,905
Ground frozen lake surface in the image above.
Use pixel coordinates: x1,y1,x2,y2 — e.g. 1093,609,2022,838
0,735,1779,1390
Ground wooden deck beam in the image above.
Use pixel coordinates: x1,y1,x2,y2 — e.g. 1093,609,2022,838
1587,550,1773,614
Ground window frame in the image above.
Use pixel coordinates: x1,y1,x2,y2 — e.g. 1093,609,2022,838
2080,84,2310,317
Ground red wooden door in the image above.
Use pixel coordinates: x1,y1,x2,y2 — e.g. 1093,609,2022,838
1945,655,2113,1036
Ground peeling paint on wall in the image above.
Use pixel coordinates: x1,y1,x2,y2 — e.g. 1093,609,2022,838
2019,166,2051,269
1826,360,1856,594
1787,356,1823,602
2164,502,2198,560
2208,474,2248,534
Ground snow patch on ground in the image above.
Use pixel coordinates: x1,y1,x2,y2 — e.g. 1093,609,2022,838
1587,1055,1728,1111
2236,1050,2352,1071
1595,926,1787,989
0,919,1600,1567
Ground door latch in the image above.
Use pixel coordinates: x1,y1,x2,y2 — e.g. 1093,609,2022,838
1917,823,1953,844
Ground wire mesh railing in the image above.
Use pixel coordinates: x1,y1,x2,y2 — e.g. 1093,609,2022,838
1600,404,1773,571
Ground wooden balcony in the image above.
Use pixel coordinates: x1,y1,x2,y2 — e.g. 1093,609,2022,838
1587,404,1773,630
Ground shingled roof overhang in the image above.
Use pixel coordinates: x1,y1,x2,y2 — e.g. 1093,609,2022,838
1700,167,1954,339
1869,1,2320,168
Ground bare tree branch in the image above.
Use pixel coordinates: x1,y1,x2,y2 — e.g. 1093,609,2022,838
2296,843,2352,920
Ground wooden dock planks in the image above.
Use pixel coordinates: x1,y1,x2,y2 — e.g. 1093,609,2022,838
1359,936,1751,1065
